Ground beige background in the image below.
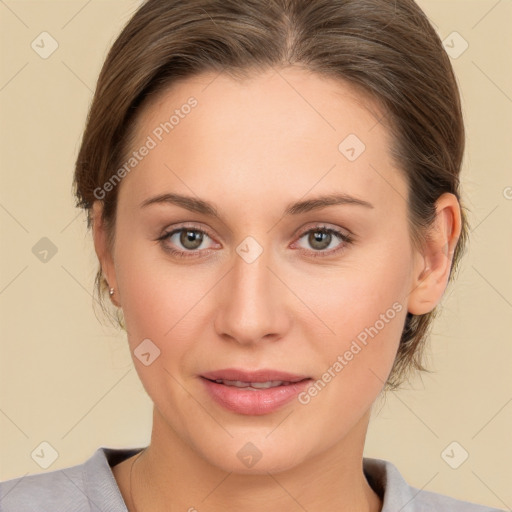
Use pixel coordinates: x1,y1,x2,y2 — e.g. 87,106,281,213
0,0,511,508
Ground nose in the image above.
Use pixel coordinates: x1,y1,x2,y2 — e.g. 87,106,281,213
213,242,292,346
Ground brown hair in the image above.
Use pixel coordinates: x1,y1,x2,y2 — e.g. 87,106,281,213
73,0,467,389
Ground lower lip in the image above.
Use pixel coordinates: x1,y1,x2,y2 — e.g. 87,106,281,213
200,377,312,415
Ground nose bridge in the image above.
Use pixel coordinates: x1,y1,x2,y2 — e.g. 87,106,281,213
214,240,289,344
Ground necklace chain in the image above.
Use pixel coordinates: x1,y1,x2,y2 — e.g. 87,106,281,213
129,448,147,512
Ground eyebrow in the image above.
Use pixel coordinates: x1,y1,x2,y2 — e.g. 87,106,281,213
139,192,374,217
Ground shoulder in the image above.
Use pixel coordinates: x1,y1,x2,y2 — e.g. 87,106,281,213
0,460,85,512
363,457,505,512
0,446,143,512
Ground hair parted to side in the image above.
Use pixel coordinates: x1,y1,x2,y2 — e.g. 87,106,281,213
73,0,467,390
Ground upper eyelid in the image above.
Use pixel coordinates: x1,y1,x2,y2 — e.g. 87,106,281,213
293,222,353,239
161,222,350,237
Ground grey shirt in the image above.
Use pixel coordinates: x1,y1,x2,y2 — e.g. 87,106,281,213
0,446,504,511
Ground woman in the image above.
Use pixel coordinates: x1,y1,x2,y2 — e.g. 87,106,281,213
0,0,505,510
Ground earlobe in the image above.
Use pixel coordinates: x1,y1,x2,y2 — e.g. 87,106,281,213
407,193,462,315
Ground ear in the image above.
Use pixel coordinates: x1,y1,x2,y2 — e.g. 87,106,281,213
91,201,120,307
407,193,462,315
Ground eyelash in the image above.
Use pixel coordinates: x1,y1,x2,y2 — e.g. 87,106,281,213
157,223,354,260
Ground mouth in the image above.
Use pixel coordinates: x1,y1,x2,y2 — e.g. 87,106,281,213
199,368,313,415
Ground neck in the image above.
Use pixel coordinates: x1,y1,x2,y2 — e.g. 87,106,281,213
129,407,382,512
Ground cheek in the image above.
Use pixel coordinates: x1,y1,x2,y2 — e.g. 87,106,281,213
114,232,222,367
294,243,412,403
113,242,211,409
113,230,180,340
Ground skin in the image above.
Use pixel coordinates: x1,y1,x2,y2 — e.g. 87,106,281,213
92,66,461,512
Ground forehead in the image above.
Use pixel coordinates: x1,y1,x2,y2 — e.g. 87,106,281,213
119,67,406,212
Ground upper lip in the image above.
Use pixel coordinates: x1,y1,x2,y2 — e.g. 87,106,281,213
201,368,311,383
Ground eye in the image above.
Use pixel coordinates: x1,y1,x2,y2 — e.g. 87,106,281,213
157,224,217,259
293,224,353,258
157,223,354,260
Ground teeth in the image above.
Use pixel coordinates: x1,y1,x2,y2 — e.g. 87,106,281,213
214,379,290,388
250,381,286,388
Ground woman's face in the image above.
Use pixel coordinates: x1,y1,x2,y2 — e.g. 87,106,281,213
99,67,424,473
